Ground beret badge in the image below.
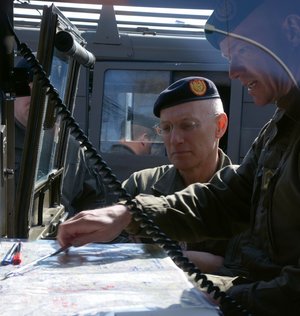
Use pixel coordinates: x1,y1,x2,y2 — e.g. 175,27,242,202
189,79,207,96
214,0,237,22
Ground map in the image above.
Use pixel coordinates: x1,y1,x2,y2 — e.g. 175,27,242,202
0,239,220,315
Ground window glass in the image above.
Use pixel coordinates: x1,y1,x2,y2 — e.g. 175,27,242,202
35,52,69,184
101,70,168,155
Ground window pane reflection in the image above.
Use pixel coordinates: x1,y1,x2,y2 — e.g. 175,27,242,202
100,70,168,155
35,53,69,184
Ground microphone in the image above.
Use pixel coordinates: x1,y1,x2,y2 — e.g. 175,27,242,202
54,31,95,68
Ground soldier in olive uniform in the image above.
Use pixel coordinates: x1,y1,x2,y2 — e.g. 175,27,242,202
123,77,231,273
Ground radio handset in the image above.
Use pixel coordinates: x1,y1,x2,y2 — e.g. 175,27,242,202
15,42,250,316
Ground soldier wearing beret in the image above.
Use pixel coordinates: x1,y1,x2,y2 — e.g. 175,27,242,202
123,76,231,273
58,1,300,314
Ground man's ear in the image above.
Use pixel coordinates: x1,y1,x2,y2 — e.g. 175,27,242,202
215,113,228,139
283,14,300,47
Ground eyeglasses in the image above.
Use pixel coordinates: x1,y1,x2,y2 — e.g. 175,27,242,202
155,120,200,136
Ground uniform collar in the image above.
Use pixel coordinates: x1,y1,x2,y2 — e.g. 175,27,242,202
276,87,300,123
152,149,231,195
152,166,185,196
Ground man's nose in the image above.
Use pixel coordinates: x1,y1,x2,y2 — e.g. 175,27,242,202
229,62,244,80
169,128,184,143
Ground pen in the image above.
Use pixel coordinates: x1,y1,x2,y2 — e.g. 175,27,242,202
12,242,22,265
1,242,19,266
3,244,71,280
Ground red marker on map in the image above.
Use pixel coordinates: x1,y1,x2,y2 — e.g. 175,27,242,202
12,242,22,265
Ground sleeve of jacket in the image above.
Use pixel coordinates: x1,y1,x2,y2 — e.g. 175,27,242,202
227,263,300,314
122,172,141,197
122,166,164,197
130,136,262,242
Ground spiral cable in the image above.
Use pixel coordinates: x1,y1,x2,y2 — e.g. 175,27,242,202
17,42,251,316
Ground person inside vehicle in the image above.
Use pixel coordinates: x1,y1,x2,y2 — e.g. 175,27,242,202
123,76,231,273
57,0,300,314
110,113,157,155
14,57,107,217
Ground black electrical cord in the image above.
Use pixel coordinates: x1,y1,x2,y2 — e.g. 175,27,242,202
11,29,251,315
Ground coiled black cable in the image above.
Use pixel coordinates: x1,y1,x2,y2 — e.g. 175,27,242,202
16,41,251,316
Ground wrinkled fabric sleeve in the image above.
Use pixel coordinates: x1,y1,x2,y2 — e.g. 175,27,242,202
122,173,142,197
130,166,246,242
129,142,259,242
227,263,300,314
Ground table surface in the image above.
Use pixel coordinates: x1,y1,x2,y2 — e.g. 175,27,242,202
0,239,220,316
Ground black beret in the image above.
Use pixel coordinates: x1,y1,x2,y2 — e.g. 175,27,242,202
153,76,220,117
205,0,264,50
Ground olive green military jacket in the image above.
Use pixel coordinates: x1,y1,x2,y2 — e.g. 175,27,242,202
123,149,232,256
123,149,231,197
130,89,300,315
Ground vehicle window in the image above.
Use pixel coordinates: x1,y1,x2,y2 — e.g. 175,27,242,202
35,53,69,184
100,70,168,155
